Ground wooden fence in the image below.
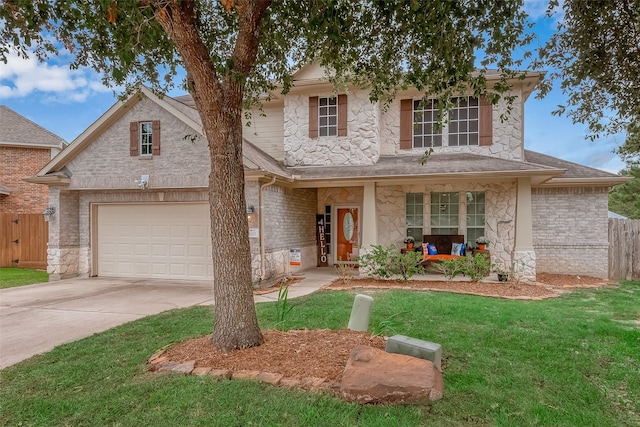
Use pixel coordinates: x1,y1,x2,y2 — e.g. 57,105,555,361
608,218,640,281
0,213,48,269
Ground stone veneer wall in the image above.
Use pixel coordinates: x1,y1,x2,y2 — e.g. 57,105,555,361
317,187,364,264
283,90,380,166
259,185,317,280
379,91,525,161
317,182,517,269
532,187,609,278
374,182,517,268
47,187,80,279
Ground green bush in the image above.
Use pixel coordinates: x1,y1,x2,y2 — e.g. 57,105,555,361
433,257,466,281
358,245,424,280
462,253,494,281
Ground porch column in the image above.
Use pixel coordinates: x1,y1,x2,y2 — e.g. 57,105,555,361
361,182,378,248
514,177,536,283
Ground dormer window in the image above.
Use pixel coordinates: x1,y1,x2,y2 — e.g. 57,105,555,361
130,120,160,157
318,97,338,137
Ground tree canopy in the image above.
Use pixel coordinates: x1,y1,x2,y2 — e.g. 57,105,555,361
535,0,640,156
608,163,640,219
1,0,534,351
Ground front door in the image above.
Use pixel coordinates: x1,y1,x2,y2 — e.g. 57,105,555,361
336,207,359,261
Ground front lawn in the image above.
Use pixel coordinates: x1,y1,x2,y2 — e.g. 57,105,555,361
1,281,638,426
0,267,48,289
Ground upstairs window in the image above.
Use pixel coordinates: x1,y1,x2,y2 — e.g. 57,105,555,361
412,99,442,148
400,96,492,149
448,97,479,146
140,122,153,156
130,120,160,157
318,97,338,137
308,95,347,138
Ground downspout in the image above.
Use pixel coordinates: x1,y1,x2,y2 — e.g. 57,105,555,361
259,176,277,280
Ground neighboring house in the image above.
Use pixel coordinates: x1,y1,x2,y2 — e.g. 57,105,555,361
0,105,66,213
29,64,628,282
1,106,66,269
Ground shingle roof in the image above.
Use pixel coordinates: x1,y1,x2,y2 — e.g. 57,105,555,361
287,152,563,181
0,105,66,148
523,150,622,179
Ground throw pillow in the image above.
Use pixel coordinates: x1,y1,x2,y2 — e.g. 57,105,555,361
451,243,464,256
427,243,438,255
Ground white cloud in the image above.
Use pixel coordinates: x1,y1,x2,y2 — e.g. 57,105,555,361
0,51,110,103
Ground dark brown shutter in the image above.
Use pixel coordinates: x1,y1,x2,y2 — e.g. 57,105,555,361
479,96,493,146
400,99,413,149
309,96,318,138
152,120,161,155
337,94,347,136
129,122,139,156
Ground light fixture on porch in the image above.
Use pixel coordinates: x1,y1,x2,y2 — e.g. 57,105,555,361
247,205,255,220
43,206,56,222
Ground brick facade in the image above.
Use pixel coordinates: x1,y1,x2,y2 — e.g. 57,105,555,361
532,187,609,278
0,147,51,214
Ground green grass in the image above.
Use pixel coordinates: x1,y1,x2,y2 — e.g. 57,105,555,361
0,267,48,288
1,281,639,426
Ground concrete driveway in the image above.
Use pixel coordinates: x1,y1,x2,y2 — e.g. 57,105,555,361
0,277,216,369
0,268,334,369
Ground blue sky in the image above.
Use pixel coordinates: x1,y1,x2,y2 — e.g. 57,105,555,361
0,1,627,174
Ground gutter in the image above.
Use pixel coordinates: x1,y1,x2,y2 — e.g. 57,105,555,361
259,176,277,280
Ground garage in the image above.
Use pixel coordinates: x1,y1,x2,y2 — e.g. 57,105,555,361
96,203,213,280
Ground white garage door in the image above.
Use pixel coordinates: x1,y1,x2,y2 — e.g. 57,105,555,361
96,203,213,280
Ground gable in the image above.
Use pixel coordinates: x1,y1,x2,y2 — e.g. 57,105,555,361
64,97,209,190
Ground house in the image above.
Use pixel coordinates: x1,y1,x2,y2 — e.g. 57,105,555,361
28,64,628,282
0,105,66,213
1,106,66,268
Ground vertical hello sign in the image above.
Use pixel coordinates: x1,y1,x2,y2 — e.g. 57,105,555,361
316,214,328,267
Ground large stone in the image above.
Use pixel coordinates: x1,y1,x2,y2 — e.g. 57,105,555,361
340,345,444,404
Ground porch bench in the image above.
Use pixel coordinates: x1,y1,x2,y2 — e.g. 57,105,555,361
420,234,465,269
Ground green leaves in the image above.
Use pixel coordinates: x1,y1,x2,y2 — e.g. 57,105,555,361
535,0,640,145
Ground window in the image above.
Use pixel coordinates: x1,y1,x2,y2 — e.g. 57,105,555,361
448,97,479,146
129,120,160,157
465,191,485,245
318,97,338,137
412,100,442,148
430,192,459,235
405,193,424,244
401,96,491,149
140,122,153,156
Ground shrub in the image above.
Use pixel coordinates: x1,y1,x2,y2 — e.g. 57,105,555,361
434,257,467,281
463,253,494,282
389,250,425,281
358,245,424,280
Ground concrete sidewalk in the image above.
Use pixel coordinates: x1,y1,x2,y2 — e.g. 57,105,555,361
0,268,338,369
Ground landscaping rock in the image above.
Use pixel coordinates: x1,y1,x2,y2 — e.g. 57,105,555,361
340,345,443,404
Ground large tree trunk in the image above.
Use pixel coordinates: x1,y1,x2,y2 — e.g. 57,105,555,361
153,0,270,351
